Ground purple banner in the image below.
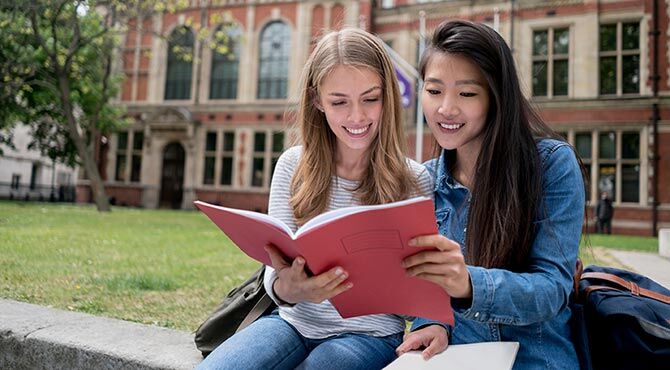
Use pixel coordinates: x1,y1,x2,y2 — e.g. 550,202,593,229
394,67,412,108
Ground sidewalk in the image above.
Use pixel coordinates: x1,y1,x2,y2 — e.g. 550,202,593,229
0,299,202,370
608,250,670,289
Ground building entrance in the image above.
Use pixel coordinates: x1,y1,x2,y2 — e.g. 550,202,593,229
160,142,185,209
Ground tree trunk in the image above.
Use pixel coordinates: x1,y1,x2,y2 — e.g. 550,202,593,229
57,75,111,212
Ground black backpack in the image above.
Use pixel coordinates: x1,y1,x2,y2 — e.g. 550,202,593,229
570,261,670,370
194,266,276,357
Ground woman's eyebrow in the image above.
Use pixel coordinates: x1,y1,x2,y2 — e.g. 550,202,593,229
328,86,381,97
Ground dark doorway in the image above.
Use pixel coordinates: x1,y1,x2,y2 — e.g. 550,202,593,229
160,142,185,209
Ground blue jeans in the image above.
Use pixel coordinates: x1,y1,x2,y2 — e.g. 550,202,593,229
196,311,403,370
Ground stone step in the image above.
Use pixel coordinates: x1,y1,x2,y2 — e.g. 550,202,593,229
0,299,202,370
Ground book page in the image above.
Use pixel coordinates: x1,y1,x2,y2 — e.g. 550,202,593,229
194,201,294,237
384,342,519,370
296,196,430,238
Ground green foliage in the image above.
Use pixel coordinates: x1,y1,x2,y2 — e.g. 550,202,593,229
0,0,129,165
0,0,237,161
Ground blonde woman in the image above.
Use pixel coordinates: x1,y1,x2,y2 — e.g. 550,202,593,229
197,28,436,370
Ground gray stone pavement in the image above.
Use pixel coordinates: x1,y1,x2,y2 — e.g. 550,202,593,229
608,250,670,289
0,299,202,370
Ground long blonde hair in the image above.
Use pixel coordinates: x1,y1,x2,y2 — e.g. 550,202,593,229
290,27,418,226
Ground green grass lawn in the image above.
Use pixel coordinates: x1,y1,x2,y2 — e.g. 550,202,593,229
0,201,260,332
579,232,659,267
0,201,659,331
581,233,658,252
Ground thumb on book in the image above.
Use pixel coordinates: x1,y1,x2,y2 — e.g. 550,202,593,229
265,244,290,270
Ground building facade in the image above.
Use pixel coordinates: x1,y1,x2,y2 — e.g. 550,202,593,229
82,0,669,236
0,125,77,202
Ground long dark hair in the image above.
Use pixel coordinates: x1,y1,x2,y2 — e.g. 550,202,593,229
420,20,566,271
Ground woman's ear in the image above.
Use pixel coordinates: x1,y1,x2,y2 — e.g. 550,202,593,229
310,88,324,112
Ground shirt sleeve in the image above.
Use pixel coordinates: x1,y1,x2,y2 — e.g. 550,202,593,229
262,147,300,307
456,143,585,326
408,158,435,200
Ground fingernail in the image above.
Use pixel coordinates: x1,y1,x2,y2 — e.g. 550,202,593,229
408,239,416,246
346,282,353,289
335,267,343,275
296,257,304,265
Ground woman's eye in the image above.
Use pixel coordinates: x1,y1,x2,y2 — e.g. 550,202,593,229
426,89,441,95
364,97,380,103
331,101,346,106
460,92,477,97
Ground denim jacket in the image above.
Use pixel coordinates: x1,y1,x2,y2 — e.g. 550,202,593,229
413,139,584,370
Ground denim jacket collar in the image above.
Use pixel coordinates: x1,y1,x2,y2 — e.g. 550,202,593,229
431,149,470,193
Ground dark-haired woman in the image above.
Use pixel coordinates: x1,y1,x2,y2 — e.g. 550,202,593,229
397,20,586,370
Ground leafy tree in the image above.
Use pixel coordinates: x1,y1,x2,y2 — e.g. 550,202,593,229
0,1,128,211
0,0,237,211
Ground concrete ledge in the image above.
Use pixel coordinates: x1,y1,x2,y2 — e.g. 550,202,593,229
0,299,203,370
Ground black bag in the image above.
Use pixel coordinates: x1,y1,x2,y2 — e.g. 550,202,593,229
194,266,276,357
570,262,670,370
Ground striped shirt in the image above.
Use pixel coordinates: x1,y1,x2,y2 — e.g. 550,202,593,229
263,146,434,339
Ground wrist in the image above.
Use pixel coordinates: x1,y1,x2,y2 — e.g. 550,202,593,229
272,277,295,306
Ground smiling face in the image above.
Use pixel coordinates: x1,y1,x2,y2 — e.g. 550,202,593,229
317,65,383,158
422,52,490,157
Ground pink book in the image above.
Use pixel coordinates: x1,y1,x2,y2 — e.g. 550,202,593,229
194,196,454,324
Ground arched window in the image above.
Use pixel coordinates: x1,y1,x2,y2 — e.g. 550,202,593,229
209,25,241,100
257,21,291,99
165,26,194,100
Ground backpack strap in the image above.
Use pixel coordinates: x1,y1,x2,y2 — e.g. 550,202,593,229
581,272,670,305
235,293,274,333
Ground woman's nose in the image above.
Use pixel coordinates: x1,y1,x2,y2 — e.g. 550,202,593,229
437,97,459,117
348,104,366,123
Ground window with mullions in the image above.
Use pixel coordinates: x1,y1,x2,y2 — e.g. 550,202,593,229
165,26,194,100
202,131,236,186
271,132,284,180
257,22,291,99
221,132,235,186
251,132,266,187
571,130,641,204
203,132,217,185
115,132,128,182
250,130,285,188
574,132,592,201
599,22,640,95
532,28,569,97
11,174,20,190
115,130,144,183
209,25,241,100
131,132,143,182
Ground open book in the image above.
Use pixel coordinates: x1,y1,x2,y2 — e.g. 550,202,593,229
194,196,453,324
384,342,520,370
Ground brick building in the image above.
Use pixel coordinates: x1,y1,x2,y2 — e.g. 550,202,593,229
79,0,669,236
